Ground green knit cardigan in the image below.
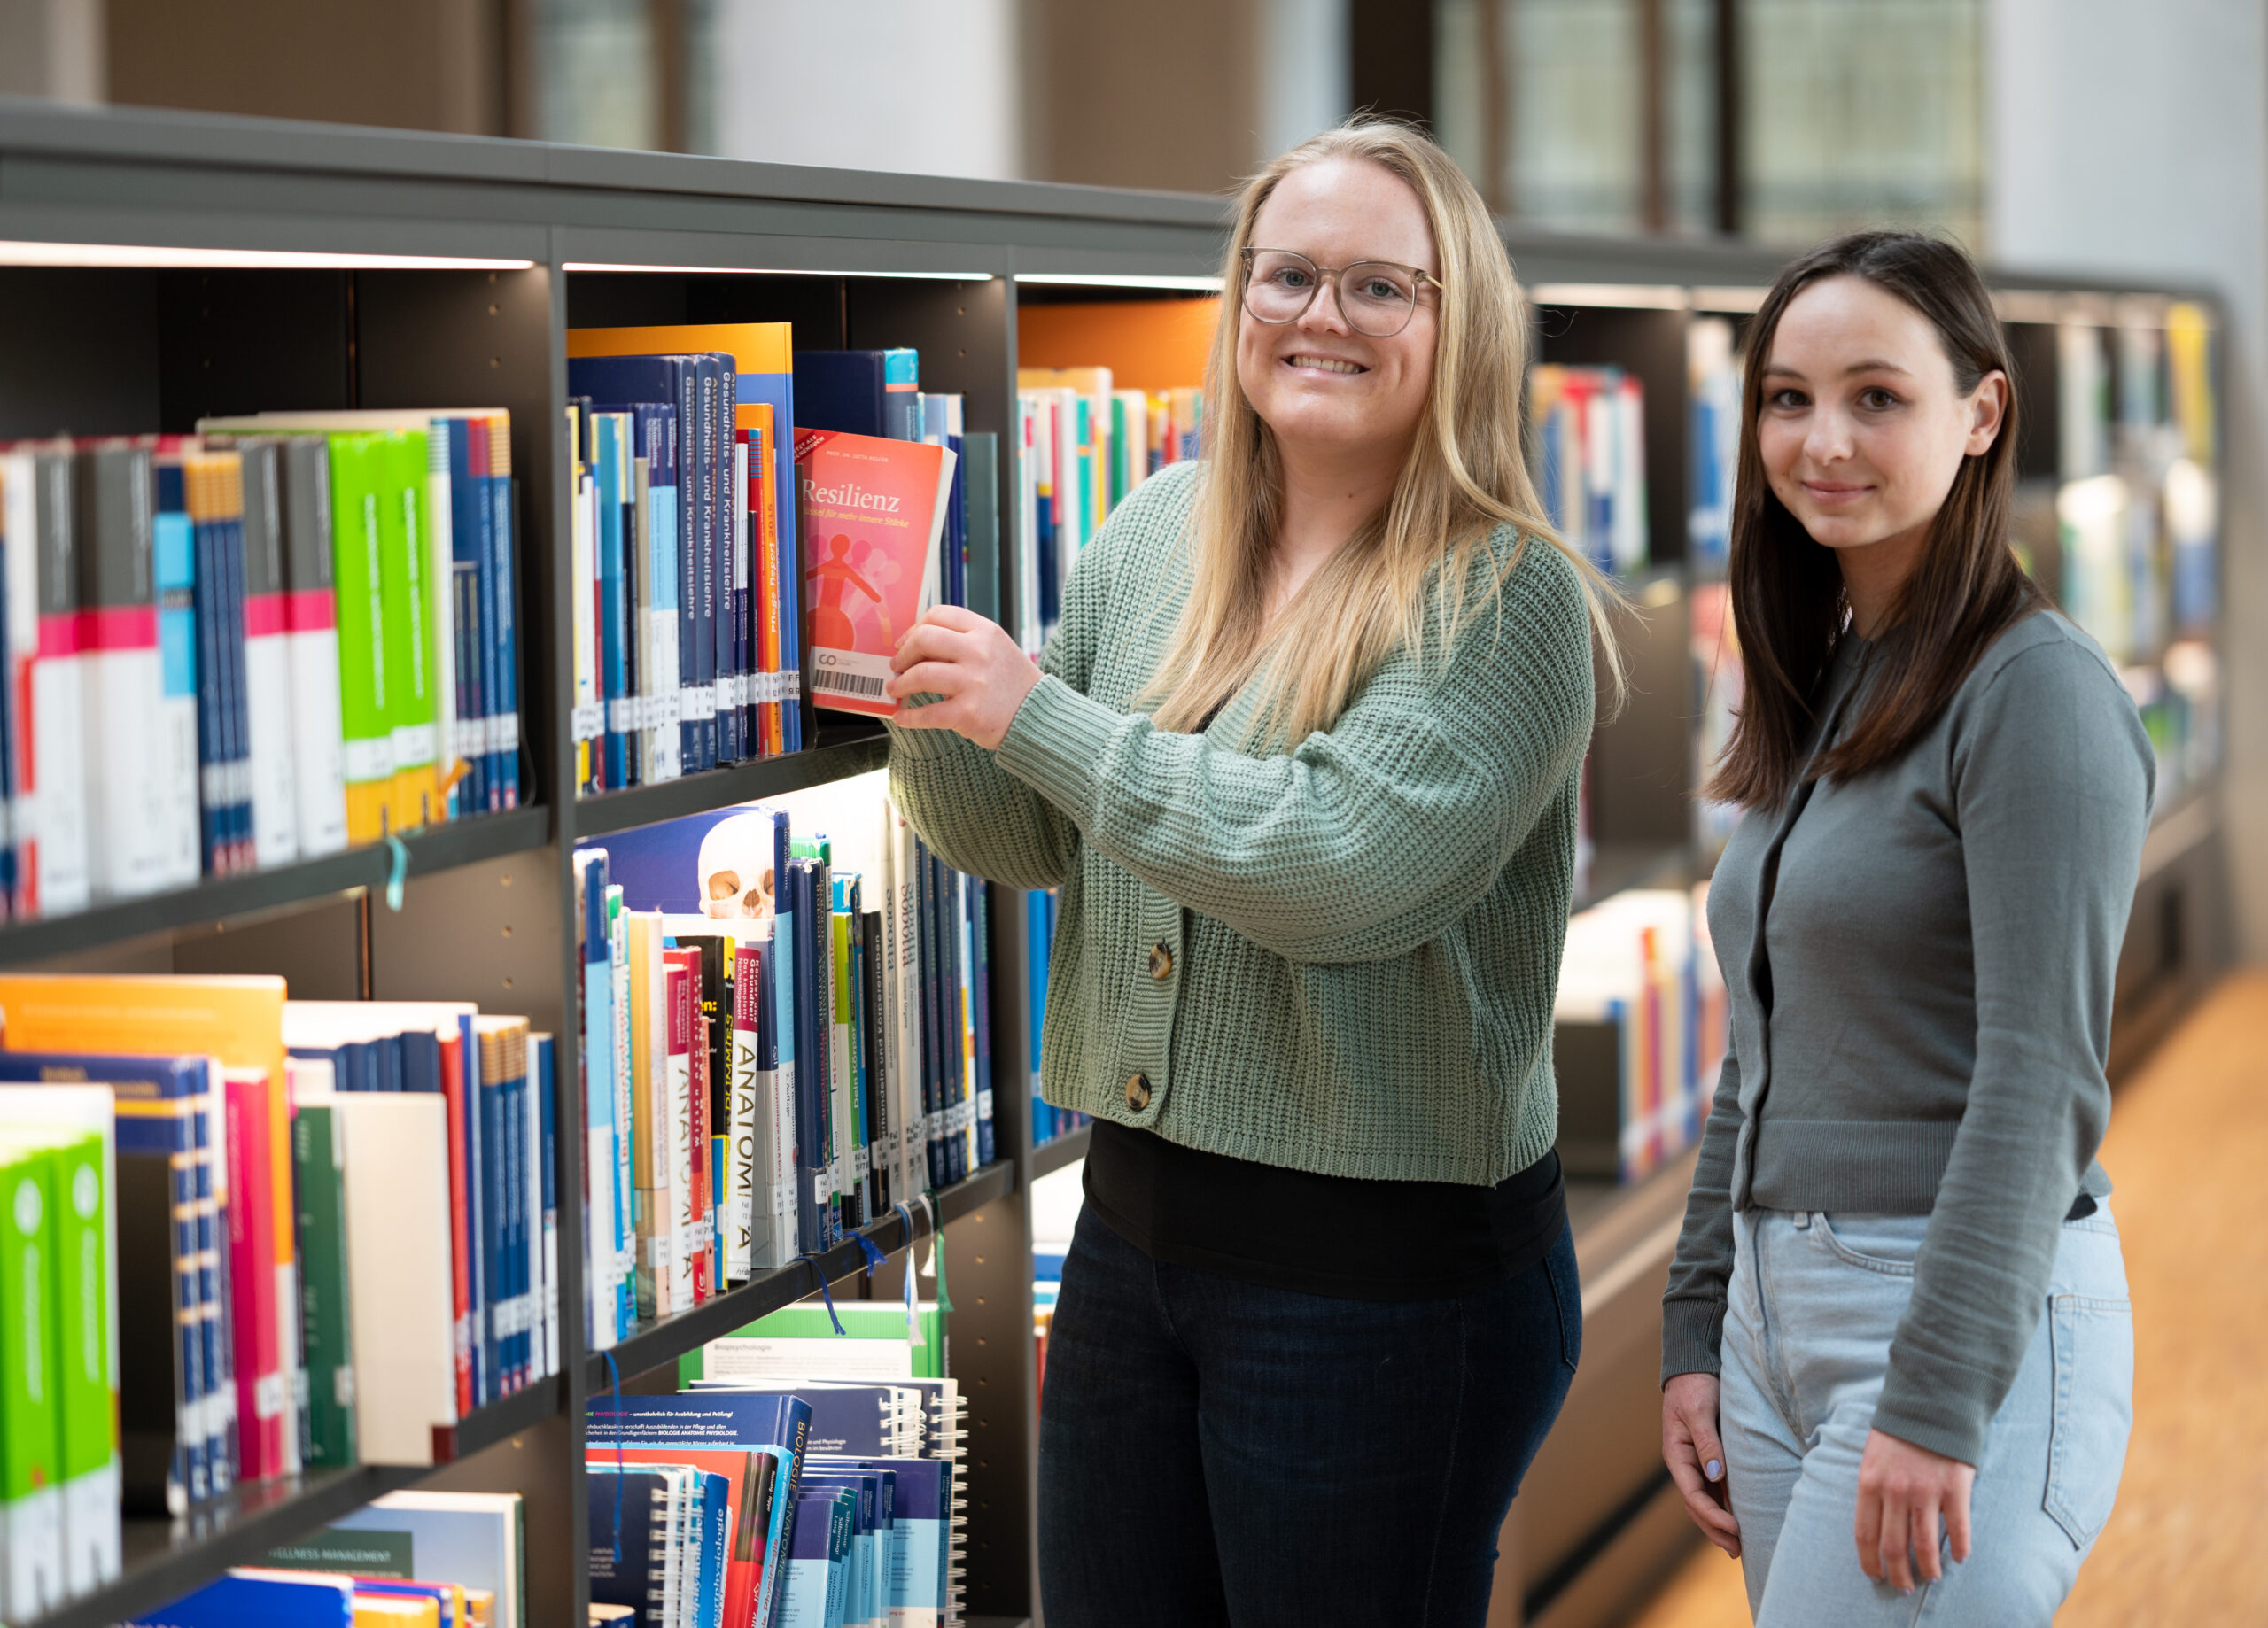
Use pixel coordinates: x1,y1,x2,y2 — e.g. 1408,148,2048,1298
886,460,1595,1185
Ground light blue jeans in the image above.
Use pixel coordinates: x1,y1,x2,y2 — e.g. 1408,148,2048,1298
1719,1206,2132,1625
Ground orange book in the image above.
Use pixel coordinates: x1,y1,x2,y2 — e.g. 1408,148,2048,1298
0,973,294,1320
794,429,955,718
1017,298,1221,392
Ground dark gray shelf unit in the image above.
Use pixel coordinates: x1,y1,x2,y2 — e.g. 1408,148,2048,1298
0,97,2228,1628
1030,1124,1091,1184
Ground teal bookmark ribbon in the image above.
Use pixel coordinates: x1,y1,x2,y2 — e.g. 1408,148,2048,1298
383,833,410,911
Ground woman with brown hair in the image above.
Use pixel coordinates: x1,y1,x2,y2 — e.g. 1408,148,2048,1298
1660,231,2150,1624
882,119,1617,1624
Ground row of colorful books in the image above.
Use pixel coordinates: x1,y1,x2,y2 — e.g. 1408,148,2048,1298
1013,368,1202,653
0,420,519,919
563,323,1003,794
1529,363,1649,578
586,1301,968,1628
1022,888,1088,1151
131,1491,525,1628
576,792,995,1353
1552,885,1727,1185
0,974,559,1624
1688,317,1740,570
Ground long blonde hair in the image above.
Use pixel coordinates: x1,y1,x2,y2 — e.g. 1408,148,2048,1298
1143,118,1623,745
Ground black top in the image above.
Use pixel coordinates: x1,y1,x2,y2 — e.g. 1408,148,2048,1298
1083,1120,1568,1302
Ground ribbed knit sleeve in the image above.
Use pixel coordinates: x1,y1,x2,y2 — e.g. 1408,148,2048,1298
1661,1037,1744,1384
1871,637,2152,1464
992,541,1593,965
883,469,1131,891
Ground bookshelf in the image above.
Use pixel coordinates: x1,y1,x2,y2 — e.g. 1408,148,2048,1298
0,97,2226,1628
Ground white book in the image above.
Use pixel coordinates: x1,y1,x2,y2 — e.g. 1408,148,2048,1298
325,1089,457,1465
610,895,634,1321
80,446,176,902
334,1491,526,1628
421,428,461,817
531,1031,555,1380
0,446,90,915
237,442,300,868
277,437,349,857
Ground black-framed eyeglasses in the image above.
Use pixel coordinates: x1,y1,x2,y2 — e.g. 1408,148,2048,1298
1239,246,1444,338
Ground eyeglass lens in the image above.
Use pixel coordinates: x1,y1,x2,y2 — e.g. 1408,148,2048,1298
1244,250,1422,337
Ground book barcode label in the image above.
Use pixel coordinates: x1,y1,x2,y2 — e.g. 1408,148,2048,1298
781,671,803,700
812,668,888,699
608,697,641,733
571,702,606,742
714,677,736,713
495,711,521,752
852,1144,871,1181
681,685,716,721
977,1089,994,1121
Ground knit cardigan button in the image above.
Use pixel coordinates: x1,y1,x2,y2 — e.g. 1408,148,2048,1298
1124,1072,1152,1111
1147,943,1173,981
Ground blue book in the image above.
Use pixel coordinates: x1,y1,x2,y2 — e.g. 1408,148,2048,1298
481,416,520,810
882,348,921,441
801,1469,884,1628
688,1383,906,1460
1028,889,1052,1146
186,1075,233,1496
693,1467,729,1628
823,1457,944,1624
578,849,630,1344
130,1570,354,1627
440,417,490,814
587,1465,672,1624
505,1050,529,1390
213,458,253,865
593,412,633,788
695,353,729,771
787,858,827,1250
971,873,993,1167
777,1494,840,1628
479,1060,506,1401
151,459,221,876
623,400,682,783
792,351,889,440
536,1029,558,1378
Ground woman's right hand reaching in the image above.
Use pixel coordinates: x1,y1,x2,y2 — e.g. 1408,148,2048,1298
1663,1372,1743,1558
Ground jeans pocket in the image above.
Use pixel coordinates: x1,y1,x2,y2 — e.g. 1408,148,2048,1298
2043,1291,2134,1549
1812,1211,1924,1275
1542,1240,1581,1374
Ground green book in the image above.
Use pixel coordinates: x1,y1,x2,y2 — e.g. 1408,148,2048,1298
684,1299,948,1386
291,1099,356,1468
377,430,441,832
328,431,395,845
0,1135,66,1615
43,1130,116,1596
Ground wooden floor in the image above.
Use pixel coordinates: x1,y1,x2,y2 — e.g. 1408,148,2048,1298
1627,972,2268,1628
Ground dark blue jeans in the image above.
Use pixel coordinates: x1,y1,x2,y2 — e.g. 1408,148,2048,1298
1037,1205,1582,1627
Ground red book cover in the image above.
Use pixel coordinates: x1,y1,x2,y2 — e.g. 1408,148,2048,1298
667,947,713,1305
223,1068,283,1480
665,952,710,1305
794,428,955,717
438,1028,474,1417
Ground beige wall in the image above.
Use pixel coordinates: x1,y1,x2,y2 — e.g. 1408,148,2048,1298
103,0,509,136
1021,0,1262,193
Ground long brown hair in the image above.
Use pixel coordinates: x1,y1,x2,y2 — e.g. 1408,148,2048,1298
1707,230,2046,810
1143,118,1623,746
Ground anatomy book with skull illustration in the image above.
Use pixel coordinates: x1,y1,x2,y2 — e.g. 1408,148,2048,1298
794,430,956,717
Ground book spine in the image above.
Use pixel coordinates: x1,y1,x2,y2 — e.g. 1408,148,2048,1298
537,1031,559,1380
676,362,706,775
236,443,299,867
151,455,205,885
860,909,891,1217
276,439,347,857
973,880,994,1167
418,423,459,821
437,1030,475,1414
594,416,628,790
484,415,520,810
449,419,488,816
179,457,231,875
729,939,761,1283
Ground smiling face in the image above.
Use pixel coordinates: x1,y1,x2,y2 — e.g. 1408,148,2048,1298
1758,274,2008,567
1234,157,1441,468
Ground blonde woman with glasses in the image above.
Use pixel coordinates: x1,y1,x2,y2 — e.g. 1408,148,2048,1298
884,119,1618,1626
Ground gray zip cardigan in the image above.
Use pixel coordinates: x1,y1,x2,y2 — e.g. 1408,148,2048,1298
1661,609,2153,1465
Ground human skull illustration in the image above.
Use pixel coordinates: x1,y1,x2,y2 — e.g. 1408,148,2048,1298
696,811,777,919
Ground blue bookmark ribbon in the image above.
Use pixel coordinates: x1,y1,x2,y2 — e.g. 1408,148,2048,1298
383,833,410,912
794,1252,849,1335
891,1203,924,1348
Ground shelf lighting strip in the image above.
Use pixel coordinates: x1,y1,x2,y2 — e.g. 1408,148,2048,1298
1526,282,1689,310
1014,272,1224,291
0,242,535,270
564,262,993,280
